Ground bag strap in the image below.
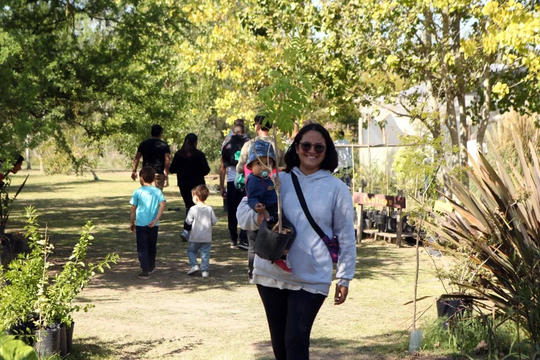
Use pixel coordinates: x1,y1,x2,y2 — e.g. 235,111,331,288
291,172,326,239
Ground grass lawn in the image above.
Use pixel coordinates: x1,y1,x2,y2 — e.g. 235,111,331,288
6,170,452,360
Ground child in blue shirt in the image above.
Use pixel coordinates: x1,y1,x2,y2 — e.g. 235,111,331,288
246,140,291,273
130,166,166,279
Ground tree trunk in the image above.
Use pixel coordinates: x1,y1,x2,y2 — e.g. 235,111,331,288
453,12,469,188
477,60,492,153
25,147,31,170
442,7,459,169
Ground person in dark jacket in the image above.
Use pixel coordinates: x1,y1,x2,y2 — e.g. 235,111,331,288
169,133,211,241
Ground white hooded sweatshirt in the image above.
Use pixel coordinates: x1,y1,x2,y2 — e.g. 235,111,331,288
237,167,357,295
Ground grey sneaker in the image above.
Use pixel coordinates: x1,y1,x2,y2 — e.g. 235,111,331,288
180,230,190,242
230,241,237,249
187,265,200,275
237,242,249,250
138,271,150,279
201,271,209,278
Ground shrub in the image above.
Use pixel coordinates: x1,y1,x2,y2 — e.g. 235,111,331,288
0,207,118,332
426,131,540,357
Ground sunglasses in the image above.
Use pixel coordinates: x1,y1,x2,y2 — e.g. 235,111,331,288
298,142,326,154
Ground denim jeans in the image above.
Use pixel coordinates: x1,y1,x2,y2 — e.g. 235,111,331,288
136,226,158,272
187,242,212,271
257,285,326,360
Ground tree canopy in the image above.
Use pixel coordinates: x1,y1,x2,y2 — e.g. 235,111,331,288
1,0,539,171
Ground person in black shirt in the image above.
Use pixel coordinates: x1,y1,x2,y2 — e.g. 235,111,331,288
169,133,211,241
131,125,171,190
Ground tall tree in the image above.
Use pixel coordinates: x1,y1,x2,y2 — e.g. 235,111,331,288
315,0,540,175
0,0,190,163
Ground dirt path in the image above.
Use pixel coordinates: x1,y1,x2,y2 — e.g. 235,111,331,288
7,172,450,359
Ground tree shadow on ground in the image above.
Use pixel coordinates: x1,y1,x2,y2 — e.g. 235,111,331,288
354,241,415,281
252,331,410,360
66,336,116,359
66,335,205,360
8,193,415,292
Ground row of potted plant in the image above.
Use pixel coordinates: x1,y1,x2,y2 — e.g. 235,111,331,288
0,207,118,357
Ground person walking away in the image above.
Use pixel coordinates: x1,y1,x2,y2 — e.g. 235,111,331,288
221,118,248,151
236,123,357,359
131,124,171,190
236,114,287,278
220,123,250,249
169,133,210,241
245,140,292,274
185,185,218,278
130,166,166,279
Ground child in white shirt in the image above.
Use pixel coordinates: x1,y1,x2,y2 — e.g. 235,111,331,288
185,184,218,278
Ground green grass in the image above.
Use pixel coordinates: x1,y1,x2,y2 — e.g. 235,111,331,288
6,169,452,359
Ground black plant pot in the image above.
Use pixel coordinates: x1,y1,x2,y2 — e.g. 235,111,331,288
7,321,35,346
59,324,67,357
436,294,474,319
366,210,374,220
386,217,397,233
59,322,75,356
34,326,60,358
255,217,296,261
375,213,387,232
66,322,74,355
363,218,373,230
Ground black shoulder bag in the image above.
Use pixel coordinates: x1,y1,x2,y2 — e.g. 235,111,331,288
291,172,339,263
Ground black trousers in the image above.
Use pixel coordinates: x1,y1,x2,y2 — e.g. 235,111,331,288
257,285,326,360
227,181,247,243
136,226,158,272
179,185,195,231
247,230,257,278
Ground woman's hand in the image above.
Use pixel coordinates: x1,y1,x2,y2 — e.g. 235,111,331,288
334,284,348,305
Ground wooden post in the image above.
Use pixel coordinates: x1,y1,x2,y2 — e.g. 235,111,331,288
396,207,403,248
357,185,364,244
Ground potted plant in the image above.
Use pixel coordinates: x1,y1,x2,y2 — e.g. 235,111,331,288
424,131,540,354
253,39,313,257
0,207,118,357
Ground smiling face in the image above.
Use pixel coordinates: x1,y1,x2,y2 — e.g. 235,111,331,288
296,130,326,175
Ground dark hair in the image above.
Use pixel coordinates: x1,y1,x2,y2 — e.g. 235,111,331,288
233,118,245,126
254,114,272,131
284,123,338,173
13,155,24,166
232,124,245,135
179,133,198,158
151,124,163,137
139,166,156,183
192,184,209,201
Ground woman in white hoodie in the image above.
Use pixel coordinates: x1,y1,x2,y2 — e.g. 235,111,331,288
237,123,357,360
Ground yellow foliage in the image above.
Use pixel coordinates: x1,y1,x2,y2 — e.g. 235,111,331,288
492,82,510,99
482,1,499,16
